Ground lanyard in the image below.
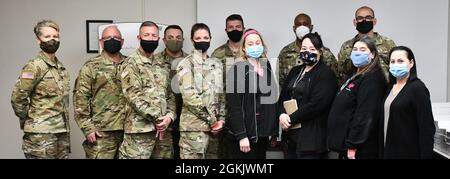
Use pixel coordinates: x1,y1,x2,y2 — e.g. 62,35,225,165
291,66,305,98
339,74,358,92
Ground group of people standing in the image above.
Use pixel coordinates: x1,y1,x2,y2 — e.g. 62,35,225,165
11,5,435,159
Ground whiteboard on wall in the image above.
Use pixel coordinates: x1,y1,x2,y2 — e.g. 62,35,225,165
198,0,449,102
98,22,168,56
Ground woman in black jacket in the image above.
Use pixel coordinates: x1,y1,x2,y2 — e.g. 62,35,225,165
328,36,387,159
382,46,435,159
278,33,338,159
225,29,279,159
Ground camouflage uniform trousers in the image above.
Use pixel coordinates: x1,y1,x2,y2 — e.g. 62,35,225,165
22,132,70,159
82,131,124,159
151,131,174,159
206,131,229,159
180,131,218,159
119,132,157,159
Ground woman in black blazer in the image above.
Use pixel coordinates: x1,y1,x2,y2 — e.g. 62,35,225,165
382,46,435,159
327,35,387,159
278,33,338,159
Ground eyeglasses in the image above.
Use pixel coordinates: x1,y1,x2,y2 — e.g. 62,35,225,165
355,16,374,21
101,36,122,41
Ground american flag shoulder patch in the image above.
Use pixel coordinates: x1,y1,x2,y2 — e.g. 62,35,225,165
21,71,34,79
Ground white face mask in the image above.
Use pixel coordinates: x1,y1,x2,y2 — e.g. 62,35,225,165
295,25,310,40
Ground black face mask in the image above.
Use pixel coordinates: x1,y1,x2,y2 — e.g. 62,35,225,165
227,30,243,43
300,51,318,66
140,39,159,53
356,20,374,34
194,41,210,53
40,39,60,53
103,39,122,54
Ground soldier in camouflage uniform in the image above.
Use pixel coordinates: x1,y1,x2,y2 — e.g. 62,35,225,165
119,21,176,159
337,6,396,85
151,25,188,159
11,20,70,159
278,13,338,87
176,23,224,159
209,14,244,159
211,14,245,77
73,26,127,159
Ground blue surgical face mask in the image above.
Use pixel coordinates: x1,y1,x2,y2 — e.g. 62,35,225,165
246,45,264,59
389,63,409,78
350,51,370,68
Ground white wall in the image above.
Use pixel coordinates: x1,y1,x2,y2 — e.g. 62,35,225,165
198,0,449,103
448,1,450,102
144,0,197,52
0,0,197,159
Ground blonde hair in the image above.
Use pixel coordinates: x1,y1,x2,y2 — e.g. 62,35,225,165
34,20,59,37
238,29,268,60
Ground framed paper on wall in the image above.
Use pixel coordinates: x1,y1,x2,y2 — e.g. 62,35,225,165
86,20,113,53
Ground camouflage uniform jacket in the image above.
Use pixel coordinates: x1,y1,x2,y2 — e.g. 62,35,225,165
153,49,187,130
337,33,396,85
154,49,188,79
73,51,127,136
120,49,176,133
211,42,241,76
11,51,70,133
176,50,224,132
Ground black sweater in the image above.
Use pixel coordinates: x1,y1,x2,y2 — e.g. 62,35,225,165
327,69,387,156
279,61,338,154
226,60,279,142
382,77,435,159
